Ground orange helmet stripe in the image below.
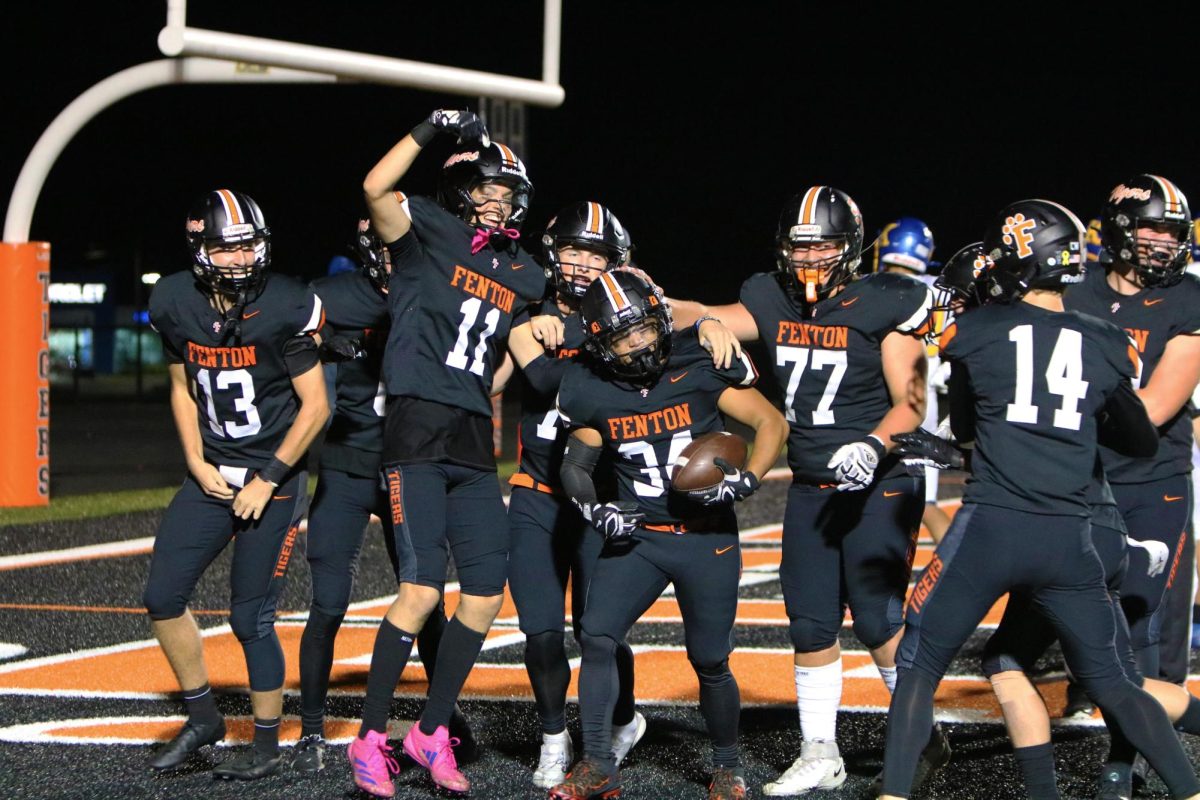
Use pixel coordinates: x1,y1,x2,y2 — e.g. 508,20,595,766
588,201,603,234
800,186,822,225
1149,174,1184,215
598,272,630,312
216,189,243,225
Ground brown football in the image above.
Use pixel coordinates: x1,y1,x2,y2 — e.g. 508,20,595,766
670,431,748,492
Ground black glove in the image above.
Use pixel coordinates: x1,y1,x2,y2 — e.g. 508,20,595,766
689,458,760,505
318,334,365,363
411,109,490,147
588,501,644,540
892,429,965,470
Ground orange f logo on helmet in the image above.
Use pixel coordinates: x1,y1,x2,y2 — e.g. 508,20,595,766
1002,214,1037,258
971,253,990,279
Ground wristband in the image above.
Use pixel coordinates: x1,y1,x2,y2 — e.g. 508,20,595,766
257,457,291,487
410,120,437,147
694,314,721,332
864,435,887,460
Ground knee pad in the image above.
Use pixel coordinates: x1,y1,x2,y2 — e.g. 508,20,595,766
302,607,345,642
850,613,902,652
788,615,839,653
230,603,273,645
989,670,1039,705
690,658,734,688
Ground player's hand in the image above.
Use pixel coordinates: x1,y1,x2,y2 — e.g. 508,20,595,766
697,319,742,370
893,429,964,470
690,458,760,505
191,461,234,500
1128,536,1170,578
530,314,565,348
588,501,644,540
318,334,365,363
827,437,885,491
428,109,490,146
232,476,274,521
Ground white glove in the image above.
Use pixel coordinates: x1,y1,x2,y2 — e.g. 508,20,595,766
1127,536,1170,578
826,436,885,492
929,361,952,395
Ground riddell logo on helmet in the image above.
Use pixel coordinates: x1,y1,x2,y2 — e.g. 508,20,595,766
789,224,822,238
443,151,480,168
1109,185,1152,203
186,219,205,233
222,223,254,238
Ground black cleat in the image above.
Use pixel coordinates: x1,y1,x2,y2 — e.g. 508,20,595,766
1063,680,1096,719
290,734,325,776
149,718,226,771
213,749,285,781
1096,768,1132,800
449,704,478,764
870,724,951,797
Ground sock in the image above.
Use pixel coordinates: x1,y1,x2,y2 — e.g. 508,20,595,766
1175,693,1200,734
878,664,898,694
182,683,221,727
359,619,418,737
419,617,485,735
1013,742,1060,800
525,630,571,734
612,640,637,728
795,658,842,742
253,716,280,757
299,608,344,738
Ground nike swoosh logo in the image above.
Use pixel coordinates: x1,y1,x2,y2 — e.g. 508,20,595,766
242,309,261,319
1144,298,1165,306
715,545,734,555
883,490,903,498
1164,495,1184,502
511,263,525,270
272,495,292,501
670,372,689,383
840,296,860,308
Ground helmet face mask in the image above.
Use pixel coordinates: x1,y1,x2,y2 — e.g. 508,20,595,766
580,272,672,382
542,201,632,300
775,186,864,304
1102,174,1192,288
982,199,1086,303
187,189,270,296
933,242,991,314
437,142,533,230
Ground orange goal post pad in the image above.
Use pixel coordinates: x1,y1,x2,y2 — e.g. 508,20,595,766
0,242,50,506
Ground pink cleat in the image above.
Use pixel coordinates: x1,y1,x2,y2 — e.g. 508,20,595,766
403,723,469,793
347,729,400,798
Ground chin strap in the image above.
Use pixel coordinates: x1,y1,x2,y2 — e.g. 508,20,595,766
220,290,247,341
470,225,520,255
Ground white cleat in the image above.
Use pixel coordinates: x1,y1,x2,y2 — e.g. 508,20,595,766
611,711,647,767
532,730,574,789
762,740,847,796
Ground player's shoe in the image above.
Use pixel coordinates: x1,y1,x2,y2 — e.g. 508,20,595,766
549,757,622,799
347,729,399,798
762,739,846,796
290,733,325,776
212,749,285,780
149,718,226,771
611,711,646,766
708,767,748,799
1062,680,1096,718
533,729,574,789
1096,768,1133,800
403,723,469,794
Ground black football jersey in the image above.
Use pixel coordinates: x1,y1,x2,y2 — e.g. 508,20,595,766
149,271,323,470
1065,268,1200,483
556,330,759,524
310,269,389,478
739,270,933,485
513,298,585,489
382,195,548,417
941,302,1136,515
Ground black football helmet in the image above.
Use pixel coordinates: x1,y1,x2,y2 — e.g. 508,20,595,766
1100,174,1192,287
933,242,992,313
186,189,270,295
353,218,389,293
982,199,1086,303
579,271,673,382
437,140,534,230
542,201,633,299
775,186,864,304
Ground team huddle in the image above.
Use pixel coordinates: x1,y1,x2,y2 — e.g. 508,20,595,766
142,108,1200,799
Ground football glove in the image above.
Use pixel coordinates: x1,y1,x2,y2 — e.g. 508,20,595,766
1127,536,1170,578
318,334,365,363
827,436,886,491
689,458,760,505
892,429,965,470
587,501,645,541
428,109,490,145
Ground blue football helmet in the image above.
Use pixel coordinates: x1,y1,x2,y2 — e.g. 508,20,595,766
874,216,935,274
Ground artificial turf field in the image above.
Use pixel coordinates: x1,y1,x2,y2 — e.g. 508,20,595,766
1,478,1197,800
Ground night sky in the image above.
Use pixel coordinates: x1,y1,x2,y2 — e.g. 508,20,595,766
3,3,1195,306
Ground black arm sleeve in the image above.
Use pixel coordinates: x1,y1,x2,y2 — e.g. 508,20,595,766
947,363,977,445
560,437,602,511
283,334,321,376
521,353,569,396
1098,381,1159,457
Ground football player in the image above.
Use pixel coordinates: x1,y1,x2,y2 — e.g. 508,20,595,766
344,110,558,797
292,219,472,774
668,187,943,795
551,271,787,800
143,189,329,779
507,202,648,789
878,199,1200,800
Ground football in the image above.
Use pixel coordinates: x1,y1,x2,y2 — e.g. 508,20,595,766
670,431,748,492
